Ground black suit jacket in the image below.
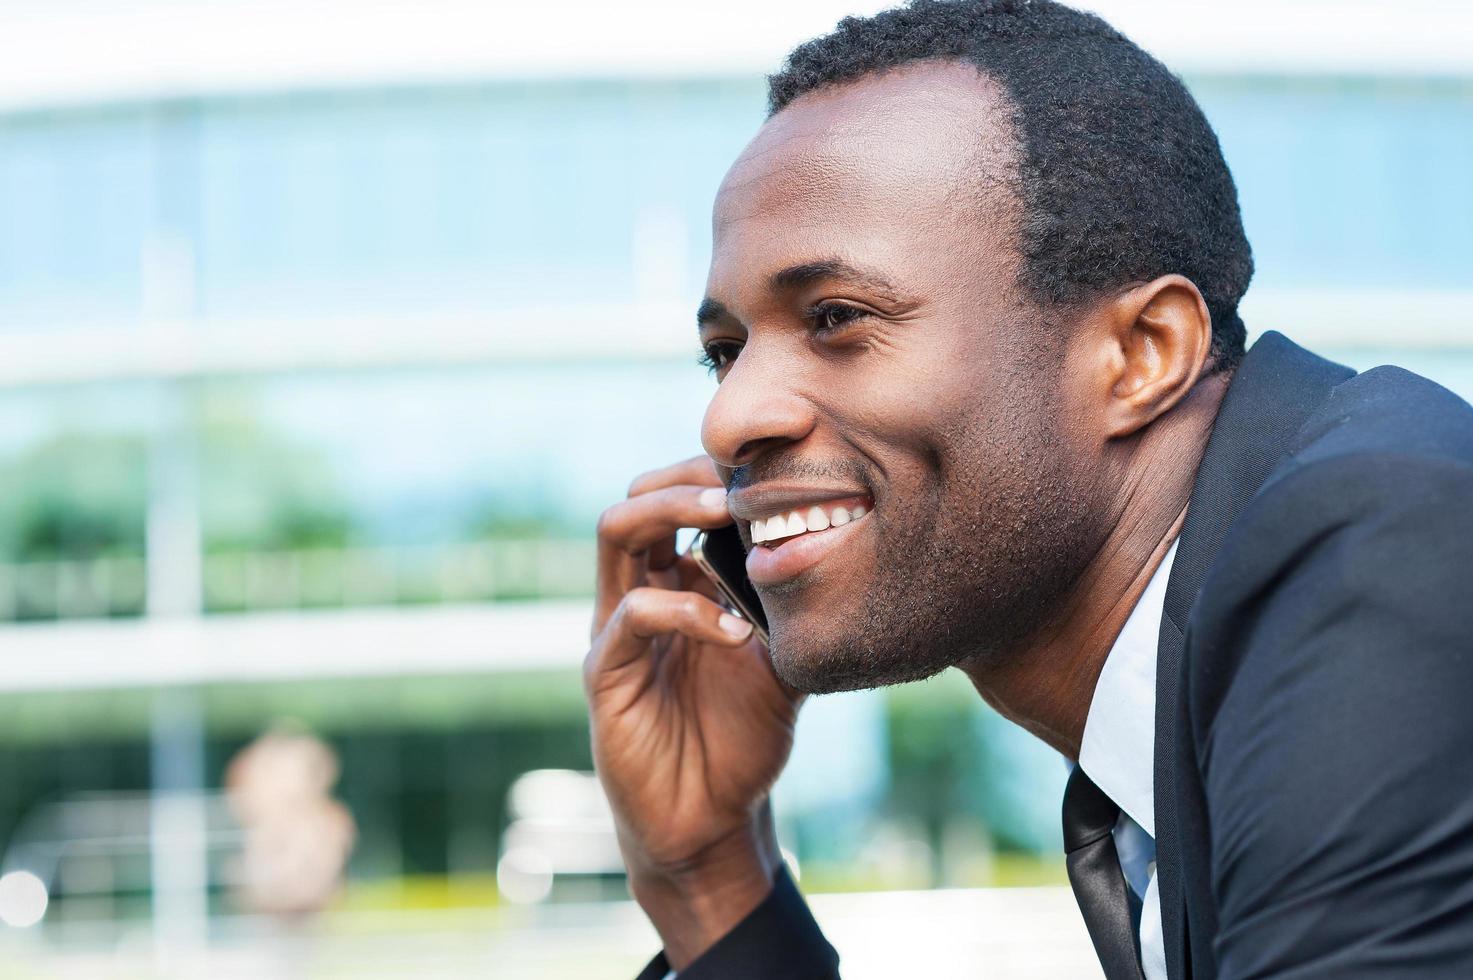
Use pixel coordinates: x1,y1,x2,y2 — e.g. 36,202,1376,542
639,332,1473,979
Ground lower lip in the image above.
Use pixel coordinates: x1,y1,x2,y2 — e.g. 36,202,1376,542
745,513,869,586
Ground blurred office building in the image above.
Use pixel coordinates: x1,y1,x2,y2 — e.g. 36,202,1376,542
0,1,1469,976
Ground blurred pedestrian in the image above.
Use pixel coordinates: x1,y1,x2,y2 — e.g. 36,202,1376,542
224,724,355,920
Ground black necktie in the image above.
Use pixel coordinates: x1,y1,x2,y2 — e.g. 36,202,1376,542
1063,766,1146,980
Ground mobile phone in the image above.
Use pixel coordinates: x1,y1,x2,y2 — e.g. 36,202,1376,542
688,524,769,646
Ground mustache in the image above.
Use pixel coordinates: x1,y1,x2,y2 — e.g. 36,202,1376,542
725,454,872,493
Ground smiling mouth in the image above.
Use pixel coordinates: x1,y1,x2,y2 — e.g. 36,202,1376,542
749,496,872,548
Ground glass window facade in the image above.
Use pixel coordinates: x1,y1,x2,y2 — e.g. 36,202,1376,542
1,76,1470,331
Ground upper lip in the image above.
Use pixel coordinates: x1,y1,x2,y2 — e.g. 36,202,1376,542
726,484,873,522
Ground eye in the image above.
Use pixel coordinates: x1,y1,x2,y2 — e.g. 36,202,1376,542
806,301,870,336
698,340,743,375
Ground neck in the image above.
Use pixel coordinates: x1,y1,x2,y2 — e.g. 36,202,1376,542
961,373,1229,759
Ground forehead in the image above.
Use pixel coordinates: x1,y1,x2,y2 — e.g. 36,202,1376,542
711,61,1018,279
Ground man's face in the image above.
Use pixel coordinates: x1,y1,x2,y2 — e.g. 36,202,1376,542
699,63,1109,694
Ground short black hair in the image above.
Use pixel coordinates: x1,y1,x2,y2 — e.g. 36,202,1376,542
768,0,1253,370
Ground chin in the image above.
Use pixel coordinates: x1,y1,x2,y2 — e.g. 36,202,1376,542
765,617,954,695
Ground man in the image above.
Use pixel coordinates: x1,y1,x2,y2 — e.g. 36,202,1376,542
585,1,1473,977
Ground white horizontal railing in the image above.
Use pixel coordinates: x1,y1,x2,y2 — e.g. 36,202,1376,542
0,599,593,692
0,303,692,388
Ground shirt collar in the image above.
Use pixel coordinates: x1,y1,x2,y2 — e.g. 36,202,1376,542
1076,538,1178,838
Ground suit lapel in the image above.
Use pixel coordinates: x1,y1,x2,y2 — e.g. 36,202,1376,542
1152,332,1354,979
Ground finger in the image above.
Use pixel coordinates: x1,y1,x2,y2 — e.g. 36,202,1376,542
626,456,721,498
594,485,733,628
599,485,733,558
595,512,733,633
590,587,755,675
594,487,735,630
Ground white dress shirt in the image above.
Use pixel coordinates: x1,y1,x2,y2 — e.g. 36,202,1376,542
1076,538,1178,980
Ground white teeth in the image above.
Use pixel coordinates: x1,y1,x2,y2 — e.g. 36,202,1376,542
752,502,869,545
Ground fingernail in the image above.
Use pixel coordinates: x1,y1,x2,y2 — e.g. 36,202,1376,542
718,613,753,639
699,487,728,509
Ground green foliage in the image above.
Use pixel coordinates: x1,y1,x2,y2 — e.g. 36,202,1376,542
883,670,1067,855
196,388,353,553
0,388,602,614
885,673,986,825
0,433,148,560
0,394,359,565
467,490,585,540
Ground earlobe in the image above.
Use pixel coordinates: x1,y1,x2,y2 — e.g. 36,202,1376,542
1103,275,1212,439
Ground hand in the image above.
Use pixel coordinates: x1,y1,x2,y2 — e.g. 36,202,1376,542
586,455,803,968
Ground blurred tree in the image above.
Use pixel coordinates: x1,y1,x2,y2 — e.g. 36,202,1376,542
0,433,148,561
0,397,354,564
465,486,584,540
884,671,1068,878
885,681,985,884
197,390,353,554
0,389,357,619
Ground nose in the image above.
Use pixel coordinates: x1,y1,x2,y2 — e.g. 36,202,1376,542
701,346,816,469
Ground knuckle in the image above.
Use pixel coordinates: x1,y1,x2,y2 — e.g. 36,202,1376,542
583,644,617,692
620,587,654,620
594,503,625,542
627,469,660,498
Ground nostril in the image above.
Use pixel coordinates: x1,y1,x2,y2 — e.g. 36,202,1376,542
732,435,796,468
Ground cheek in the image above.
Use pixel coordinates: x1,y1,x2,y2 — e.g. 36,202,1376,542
841,338,1012,459
820,383,985,524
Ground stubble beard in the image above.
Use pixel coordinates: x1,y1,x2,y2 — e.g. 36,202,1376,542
767,394,1105,696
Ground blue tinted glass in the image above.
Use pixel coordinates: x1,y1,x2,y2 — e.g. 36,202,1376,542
192,82,764,317
1194,77,1473,290
0,108,151,326
1,76,1469,325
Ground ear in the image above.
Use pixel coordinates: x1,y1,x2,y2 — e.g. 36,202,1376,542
1095,275,1213,439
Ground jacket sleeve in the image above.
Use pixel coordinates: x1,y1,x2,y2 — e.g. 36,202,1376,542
635,867,841,979
1190,453,1473,978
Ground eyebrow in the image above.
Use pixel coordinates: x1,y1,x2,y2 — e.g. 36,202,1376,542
767,259,906,301
696,258,912,329
696,298,730,328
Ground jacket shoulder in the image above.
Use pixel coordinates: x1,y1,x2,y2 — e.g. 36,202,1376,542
1289,361,1473,468
1184,363,1473,719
